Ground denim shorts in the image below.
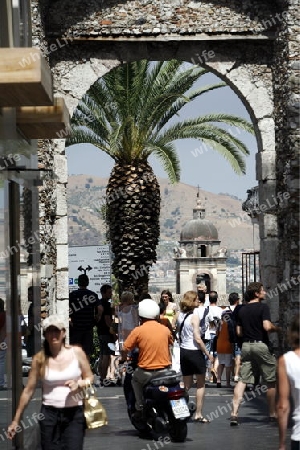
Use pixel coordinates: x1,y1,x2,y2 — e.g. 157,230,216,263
206,334,217,357
233,342,241,357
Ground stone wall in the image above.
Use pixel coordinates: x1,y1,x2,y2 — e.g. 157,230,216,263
31,0,299,350
45,0,278,37
273,0,299,351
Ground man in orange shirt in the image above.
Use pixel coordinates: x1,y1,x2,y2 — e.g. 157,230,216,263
122,299,173,416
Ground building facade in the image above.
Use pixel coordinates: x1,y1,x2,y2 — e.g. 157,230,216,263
0,1,68,448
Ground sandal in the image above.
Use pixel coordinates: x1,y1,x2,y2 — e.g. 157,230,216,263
194,417,210,423
230,415,238,426
268,416,277,423
211,369,217,383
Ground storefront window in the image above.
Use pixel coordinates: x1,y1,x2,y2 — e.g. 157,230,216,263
0,139,42,449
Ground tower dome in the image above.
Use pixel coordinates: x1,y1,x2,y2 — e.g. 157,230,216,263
180,219,218,241
180,195,218,241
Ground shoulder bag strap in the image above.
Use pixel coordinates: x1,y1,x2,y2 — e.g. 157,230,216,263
179,311,193,344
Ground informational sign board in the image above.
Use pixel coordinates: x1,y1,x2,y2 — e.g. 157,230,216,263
68,245,111,293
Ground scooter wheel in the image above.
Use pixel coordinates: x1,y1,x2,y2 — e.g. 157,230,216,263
169,418,187,442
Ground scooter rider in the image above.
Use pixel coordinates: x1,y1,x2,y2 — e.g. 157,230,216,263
121,299,173,419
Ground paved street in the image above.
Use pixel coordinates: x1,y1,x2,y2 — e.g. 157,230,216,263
83,383,284,450
0,382,289,449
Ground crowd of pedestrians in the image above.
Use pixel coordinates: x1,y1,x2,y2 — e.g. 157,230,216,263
5,279,299,450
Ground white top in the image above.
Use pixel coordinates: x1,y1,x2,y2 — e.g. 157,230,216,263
117,304,139,343
177,311,199,350
194,306,210,340
42,348,82,408
283,351,300,441
207,305,223,334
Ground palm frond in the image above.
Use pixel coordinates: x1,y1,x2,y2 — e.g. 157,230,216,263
67,59,253,176
155,83,227,132
145,141,181,183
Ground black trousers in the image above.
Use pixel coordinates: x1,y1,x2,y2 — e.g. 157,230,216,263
69,328,93,357
291,440,300,450
39,404,85,450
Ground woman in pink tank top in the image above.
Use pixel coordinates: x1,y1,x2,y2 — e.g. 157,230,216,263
7,315,94,449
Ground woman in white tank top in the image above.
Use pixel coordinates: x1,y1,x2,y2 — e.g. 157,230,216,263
7,315,94,450
277,316,300,450
177,291,213,423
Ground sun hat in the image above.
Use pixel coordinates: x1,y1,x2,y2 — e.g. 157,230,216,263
42,315,67,332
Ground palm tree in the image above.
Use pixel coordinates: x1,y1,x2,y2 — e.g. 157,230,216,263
66,60,254,295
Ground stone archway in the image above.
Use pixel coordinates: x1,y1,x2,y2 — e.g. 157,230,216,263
31,0,299,350
53,43,276,304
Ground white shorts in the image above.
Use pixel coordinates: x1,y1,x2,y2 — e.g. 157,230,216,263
218,353,233,367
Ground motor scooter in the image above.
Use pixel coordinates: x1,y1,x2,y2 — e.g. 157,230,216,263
123,353,194,442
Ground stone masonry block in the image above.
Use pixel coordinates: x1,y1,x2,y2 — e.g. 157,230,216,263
61,63,98,100
56,271,69,300
259,213,278,238
226,66,255,99
56,244,68,270
260,238,278,266
256,151,276,181
56,184,67,216
258,181,277,209
55,216,68,244
90,58,119,78
261,266,278,291
207,60,236,76
54,155,68,184
246,87,274,119
257,118,276,152
63,94,80,118
54,299,70,340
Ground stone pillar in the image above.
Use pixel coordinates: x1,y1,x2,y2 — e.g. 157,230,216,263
274,0,300,351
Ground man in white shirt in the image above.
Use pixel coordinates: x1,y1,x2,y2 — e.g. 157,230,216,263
206,291,223,382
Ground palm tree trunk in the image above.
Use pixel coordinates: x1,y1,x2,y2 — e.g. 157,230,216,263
106,161,160,296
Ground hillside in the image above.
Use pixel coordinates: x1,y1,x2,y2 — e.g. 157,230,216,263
67,174,259,251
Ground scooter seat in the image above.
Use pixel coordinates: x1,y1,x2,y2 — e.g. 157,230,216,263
148,369,181,386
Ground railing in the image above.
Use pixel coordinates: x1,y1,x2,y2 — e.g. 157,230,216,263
242,251,260,299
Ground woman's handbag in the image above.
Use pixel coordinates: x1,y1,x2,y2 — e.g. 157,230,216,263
84,381,108,429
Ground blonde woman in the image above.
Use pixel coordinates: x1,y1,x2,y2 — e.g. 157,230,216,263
177,291,213,422
7,315,93,450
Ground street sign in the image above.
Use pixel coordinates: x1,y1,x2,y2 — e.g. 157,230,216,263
68,245,111,293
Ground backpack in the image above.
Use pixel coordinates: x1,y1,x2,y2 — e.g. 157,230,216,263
200,306,209,340
221,308,237,344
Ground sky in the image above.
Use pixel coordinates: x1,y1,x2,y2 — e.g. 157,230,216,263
67,71,258,200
